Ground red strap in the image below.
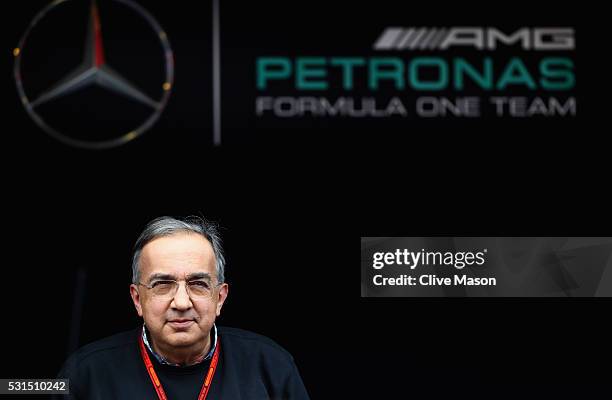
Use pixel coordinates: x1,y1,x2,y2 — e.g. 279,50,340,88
138,329,221,400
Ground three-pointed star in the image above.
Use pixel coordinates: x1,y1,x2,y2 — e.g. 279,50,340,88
31,0,159,110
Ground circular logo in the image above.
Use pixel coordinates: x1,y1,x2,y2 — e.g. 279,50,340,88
14,0,174,149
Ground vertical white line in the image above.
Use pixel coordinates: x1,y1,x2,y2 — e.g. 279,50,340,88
213,0,221,146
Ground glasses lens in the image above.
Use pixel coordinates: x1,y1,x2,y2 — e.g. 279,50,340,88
150,281,176,297
187,280,213,298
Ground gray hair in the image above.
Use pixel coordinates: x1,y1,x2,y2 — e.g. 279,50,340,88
131,216,226,284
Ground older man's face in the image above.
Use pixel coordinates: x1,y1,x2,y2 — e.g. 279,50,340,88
130,233,228,352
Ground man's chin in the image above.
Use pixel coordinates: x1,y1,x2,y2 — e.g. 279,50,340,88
165,331,199,347
163,324,199,345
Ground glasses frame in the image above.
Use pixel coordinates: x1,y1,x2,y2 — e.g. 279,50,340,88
137,278,222,301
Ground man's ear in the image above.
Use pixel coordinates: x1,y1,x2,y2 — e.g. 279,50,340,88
215,283,229,317
130,284,143,317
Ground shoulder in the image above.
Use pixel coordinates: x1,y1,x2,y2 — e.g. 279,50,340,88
218,326,295,362
59,328,141,374
217,326,310,398
73,328,139,359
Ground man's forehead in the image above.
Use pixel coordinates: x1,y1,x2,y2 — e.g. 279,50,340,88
140,233,216,275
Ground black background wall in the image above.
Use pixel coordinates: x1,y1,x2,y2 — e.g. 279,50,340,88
1,0,611,398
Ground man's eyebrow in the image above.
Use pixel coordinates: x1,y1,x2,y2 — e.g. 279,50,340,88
147,273,176,283
186,272,212,281
146,272,213,283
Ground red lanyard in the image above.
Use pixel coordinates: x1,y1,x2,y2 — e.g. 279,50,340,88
138,330,221,400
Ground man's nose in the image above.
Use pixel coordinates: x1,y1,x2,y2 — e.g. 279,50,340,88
171,282,193,310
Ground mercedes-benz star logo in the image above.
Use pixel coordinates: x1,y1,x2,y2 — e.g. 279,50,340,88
14,0,174,149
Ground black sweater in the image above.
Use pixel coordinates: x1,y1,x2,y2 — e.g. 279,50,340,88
55,326,310,400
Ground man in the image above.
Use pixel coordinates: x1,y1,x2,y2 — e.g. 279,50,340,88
57,216,310,399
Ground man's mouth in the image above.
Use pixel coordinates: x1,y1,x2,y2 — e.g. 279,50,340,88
167,319,195,329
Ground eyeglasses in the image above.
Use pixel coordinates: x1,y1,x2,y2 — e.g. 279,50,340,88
138,278,219,301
